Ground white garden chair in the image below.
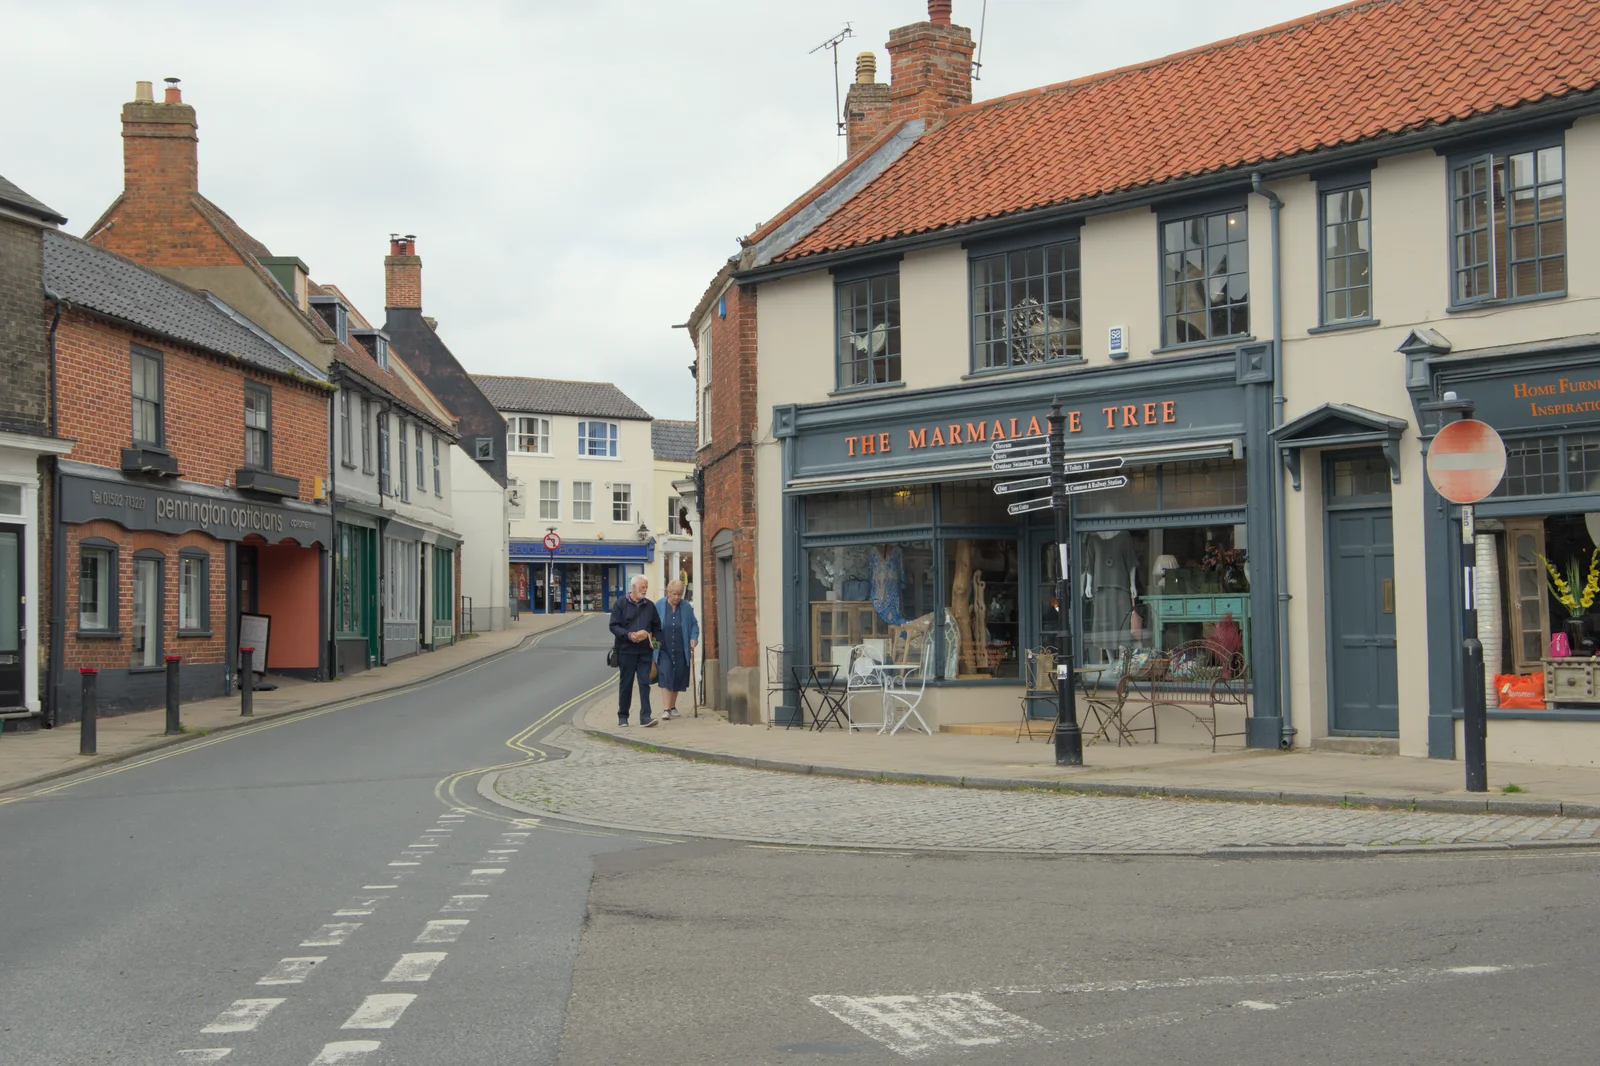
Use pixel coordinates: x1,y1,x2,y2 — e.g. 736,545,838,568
844,644,887,731
884,636,933,736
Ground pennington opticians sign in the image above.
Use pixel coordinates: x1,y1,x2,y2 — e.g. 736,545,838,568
60,473,331,543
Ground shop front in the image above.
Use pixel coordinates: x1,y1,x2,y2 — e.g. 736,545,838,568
0,433,71,719
772,348,1283,742
509,539,653,613
334,514,380,674
1410,339,1600,765
56,460,332,718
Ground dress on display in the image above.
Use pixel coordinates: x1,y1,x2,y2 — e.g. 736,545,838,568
1082,532,1139,655
871,545,907,625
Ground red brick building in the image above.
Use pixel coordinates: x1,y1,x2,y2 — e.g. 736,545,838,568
44,232,332,718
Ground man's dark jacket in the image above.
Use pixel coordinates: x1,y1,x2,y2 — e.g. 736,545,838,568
609,593,662,654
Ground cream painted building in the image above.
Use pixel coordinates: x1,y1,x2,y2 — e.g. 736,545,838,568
693,0,1600,766
474,376,658,614
650,421,697,603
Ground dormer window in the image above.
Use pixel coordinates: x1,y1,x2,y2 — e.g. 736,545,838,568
351,328,391,370
310,294,349,344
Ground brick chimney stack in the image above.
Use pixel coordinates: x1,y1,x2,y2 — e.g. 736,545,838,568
385,234,422,309
844,52,893,157
886,0,974,127
121,77,198,200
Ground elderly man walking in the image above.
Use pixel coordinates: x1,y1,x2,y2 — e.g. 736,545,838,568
609,574,662,727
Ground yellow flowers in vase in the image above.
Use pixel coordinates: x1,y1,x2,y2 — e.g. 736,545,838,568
1539,549,1600,618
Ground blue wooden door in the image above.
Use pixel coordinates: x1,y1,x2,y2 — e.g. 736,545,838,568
1328,506,1398,734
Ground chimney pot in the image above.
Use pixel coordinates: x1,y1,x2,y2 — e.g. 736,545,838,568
928,0,952,25
855,52,878,84
163,77,182,103
134,80,154,102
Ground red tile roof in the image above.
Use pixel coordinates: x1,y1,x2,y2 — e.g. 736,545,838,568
778,0,1600,263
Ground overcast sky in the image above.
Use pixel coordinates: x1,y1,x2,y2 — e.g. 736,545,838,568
2,0,1329,421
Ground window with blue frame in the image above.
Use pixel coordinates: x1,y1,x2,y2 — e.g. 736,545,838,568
1161,208,1248,346
837,272,901,388
1451,142,1565,305
578,421,619,458
971,240,1082,370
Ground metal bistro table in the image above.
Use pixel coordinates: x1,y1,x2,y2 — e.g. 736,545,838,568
792,662,849,731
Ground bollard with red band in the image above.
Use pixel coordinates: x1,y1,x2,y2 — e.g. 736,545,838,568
239,647,254,717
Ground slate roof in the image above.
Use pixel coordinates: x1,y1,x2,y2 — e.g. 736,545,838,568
42,231,321,381
471,375,652,421
305,279,455,434
651,420,697,463
0,173,66,225
778,0,1600,263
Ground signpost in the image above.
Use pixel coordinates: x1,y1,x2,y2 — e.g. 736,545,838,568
987,410,1128,767
1424,409,1507,793
543,529,561,615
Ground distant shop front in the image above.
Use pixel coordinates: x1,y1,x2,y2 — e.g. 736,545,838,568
510,538,653,614
771,348,1285,744
56,461,332,719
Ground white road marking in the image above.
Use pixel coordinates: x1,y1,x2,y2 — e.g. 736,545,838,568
1446,965,1504,974
1238,1000,1279,1011
201,998,286,1034
441,894,487,912
301,923,362,947
812,993,1048,1060
406,843,438,848
500,832,530,839
461,868,504,885
384,952,447,982
175,1051,233,1063
415,919,469,944
258,957,327,985
335,896,387,916
388,861,421,867
485,848,519,854
308,1041,382,1064
362,884,398,890
342,993,417,1029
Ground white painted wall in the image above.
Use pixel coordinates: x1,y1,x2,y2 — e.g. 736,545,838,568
450,447,509,632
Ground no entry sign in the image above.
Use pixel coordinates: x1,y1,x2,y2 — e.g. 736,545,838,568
1427,419,1506,504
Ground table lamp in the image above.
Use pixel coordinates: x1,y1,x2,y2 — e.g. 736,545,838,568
1153,554,1180,594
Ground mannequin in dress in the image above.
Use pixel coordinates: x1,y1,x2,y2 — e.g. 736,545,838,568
1082,531,1139,660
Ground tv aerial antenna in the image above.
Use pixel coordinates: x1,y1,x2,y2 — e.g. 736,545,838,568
809,23,856,137
972,0,989,80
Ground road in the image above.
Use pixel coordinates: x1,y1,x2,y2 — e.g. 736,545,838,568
1,614,1596,1065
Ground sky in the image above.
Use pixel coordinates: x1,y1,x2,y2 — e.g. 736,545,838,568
2,0,1332,422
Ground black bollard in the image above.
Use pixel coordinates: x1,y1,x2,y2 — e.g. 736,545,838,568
79,668,98,755
239,647,254,717
164,656,182,735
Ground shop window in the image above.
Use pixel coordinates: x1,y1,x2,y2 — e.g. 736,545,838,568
805,493,870,534
244,384,271,470
1566,433,1600,493
939,482,1012,525
1320,183,1373,325
432,435,442,496
509,416,550,455
573,481,593,522
1085,525,1250,668
1077,458,1244,516
869,487,932,527
971,239,1082,370
131,552,163,668
1492,435,1561,497
805,541,935,670
336,524,372,638
837,271,901,389
1451,143,1565,305
945,539,1020,679
78,543,116,633
131,345,164,446
1503,518,1549,675
612,483,632,523
578,421,618,458
178,551,209,634
1161,208,1249,347
539,479,560,520
385,538,419,623
360,398,374,474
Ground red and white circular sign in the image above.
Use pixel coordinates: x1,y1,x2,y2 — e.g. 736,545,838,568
1426,419,1507,504
542,532,562,552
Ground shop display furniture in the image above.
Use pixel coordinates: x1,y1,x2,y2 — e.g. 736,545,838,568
882,639,933,736
1163,639,1251,751
1017,648,1058,742
791,662,849,731
1141,594,1250,652
811,600,894,667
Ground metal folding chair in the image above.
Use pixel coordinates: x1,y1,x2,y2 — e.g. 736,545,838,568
884,638,933,736
1017,648,1058,742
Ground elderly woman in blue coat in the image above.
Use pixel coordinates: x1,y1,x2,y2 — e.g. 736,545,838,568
654,579,699,719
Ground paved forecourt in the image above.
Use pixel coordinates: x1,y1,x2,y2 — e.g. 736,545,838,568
490,726,1600,854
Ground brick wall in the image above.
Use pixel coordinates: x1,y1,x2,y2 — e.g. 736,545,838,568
55,312,328,497
885,15,974,126
697,282,761,670
0,219,50,435
62,520,228,674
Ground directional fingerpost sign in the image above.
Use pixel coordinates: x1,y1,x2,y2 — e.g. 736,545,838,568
993,475,1052,495
1062,474,1128,495
1006,496,1055,515
1061,456,1125,476
990,437,1051,456
991,456,1050,473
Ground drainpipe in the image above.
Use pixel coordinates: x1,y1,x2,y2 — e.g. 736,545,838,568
44,289,64,727
327,369,340,679
1250,172,1295,748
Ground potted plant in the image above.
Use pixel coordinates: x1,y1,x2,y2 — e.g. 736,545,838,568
1538,548,1600,652
1201,543,1250,593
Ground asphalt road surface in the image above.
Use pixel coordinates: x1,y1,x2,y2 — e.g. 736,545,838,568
2,614,1596,1066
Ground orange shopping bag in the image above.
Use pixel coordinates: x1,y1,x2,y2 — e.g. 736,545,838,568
1494,673,1545,710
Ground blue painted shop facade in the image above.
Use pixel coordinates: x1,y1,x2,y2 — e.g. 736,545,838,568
509,538,655,614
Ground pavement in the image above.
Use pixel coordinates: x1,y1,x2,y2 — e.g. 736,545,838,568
572,699,1600,817
0,613,578,797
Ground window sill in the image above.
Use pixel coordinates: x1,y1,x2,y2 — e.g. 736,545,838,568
960,358,1088,382
508,452,554,459
75,630,121,641
1150,335,1255,357
1307,318,1382,335
828,380,906,398
177,629,213,639
577,455,622,462
1450,706,1600,723
341,460,357,470
1446,292,1566,314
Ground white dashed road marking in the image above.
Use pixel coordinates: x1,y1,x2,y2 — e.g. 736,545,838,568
201,998,286,1034
334,896,387,916
1238,1000,1279,1010
415,919,469,944
300,923,362,947
384,952,448,983
362,884,397,890
175,1051,233,1063
441,894,487,912
257,957,326,985
812,993,1048,1060
485,848,519,854
308,1041,382,1064
388,861,421,867
461,868,503,885
342,993,417,1030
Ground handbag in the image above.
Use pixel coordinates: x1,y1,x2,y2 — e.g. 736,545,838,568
606,647,619,669
650,660,659,683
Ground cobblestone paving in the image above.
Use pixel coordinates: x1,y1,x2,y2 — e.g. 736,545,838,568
490,728,1600,853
